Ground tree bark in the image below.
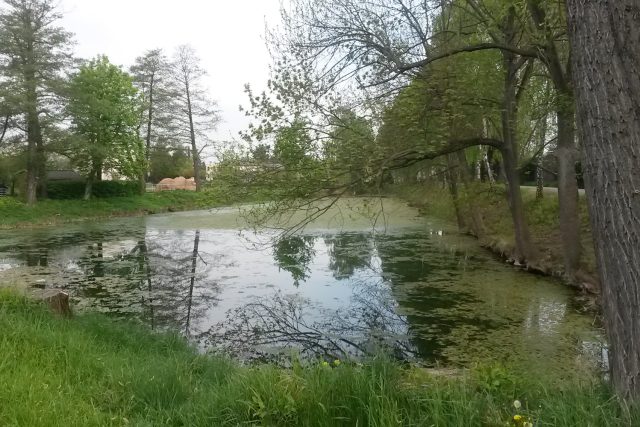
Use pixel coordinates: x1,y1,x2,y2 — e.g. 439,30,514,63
566,0,640,400
25,138,38,205
535,155,544,200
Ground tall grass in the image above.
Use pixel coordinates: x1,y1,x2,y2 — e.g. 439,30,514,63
0,293,636,426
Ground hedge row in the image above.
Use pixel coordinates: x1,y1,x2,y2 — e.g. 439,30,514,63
47,180,140,199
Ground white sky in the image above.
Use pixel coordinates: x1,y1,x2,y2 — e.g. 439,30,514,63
60,0,282,159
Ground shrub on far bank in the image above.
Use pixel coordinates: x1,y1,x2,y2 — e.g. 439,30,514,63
47,180,140,199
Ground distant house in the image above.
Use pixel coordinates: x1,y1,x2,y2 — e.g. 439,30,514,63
47,170,84,182
0,183,7,197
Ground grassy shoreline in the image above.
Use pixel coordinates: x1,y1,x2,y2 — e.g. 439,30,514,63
0,191,222,230
0,292,635,426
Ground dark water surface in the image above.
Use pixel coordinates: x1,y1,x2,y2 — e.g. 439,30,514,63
0,199,604,375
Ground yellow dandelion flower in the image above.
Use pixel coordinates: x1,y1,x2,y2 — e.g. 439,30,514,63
513,415,522,421
321,361,329,367
334,359,341,366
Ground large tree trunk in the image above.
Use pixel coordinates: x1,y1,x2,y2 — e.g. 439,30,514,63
566,0,640,400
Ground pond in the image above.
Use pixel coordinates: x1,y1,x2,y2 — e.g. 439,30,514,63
0,198,605,376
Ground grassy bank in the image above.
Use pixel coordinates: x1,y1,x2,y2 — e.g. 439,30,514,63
0,293,635,426
0,191,221,229
391,183,597,286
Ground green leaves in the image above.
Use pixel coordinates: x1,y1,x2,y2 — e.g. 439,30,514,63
67,56,144,180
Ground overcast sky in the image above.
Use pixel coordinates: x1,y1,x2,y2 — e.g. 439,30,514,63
60,0,282,158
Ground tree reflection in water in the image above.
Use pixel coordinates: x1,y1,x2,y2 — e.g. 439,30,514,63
272,235,316,287
135,229,220,336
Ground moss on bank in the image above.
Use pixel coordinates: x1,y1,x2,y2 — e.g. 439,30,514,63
0,191,222,229
390,183,598,288
0,293,635,426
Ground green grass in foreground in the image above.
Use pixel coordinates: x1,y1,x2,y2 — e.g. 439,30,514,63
0,293,636,426
0,191,220,229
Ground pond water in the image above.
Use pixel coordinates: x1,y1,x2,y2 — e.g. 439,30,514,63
0,198,605,375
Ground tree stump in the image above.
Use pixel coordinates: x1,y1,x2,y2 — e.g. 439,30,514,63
38,289,72,317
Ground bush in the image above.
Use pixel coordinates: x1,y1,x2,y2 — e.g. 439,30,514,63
46,181,86,199
47,180,140,199
92,180,139,198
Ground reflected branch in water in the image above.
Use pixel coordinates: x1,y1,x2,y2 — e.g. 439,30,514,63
203,281,420,364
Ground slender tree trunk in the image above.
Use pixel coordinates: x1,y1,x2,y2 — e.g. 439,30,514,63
567,0,640,400
139,73,155,195
446,155,465,231
185,81,201,192
536,113,548,200
145,74,155,176
484,149,495,185
555,105,581,276
535,156,544,200
527,0,582,277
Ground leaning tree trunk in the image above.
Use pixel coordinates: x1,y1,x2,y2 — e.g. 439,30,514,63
501,52,535,263
566,0,640,400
